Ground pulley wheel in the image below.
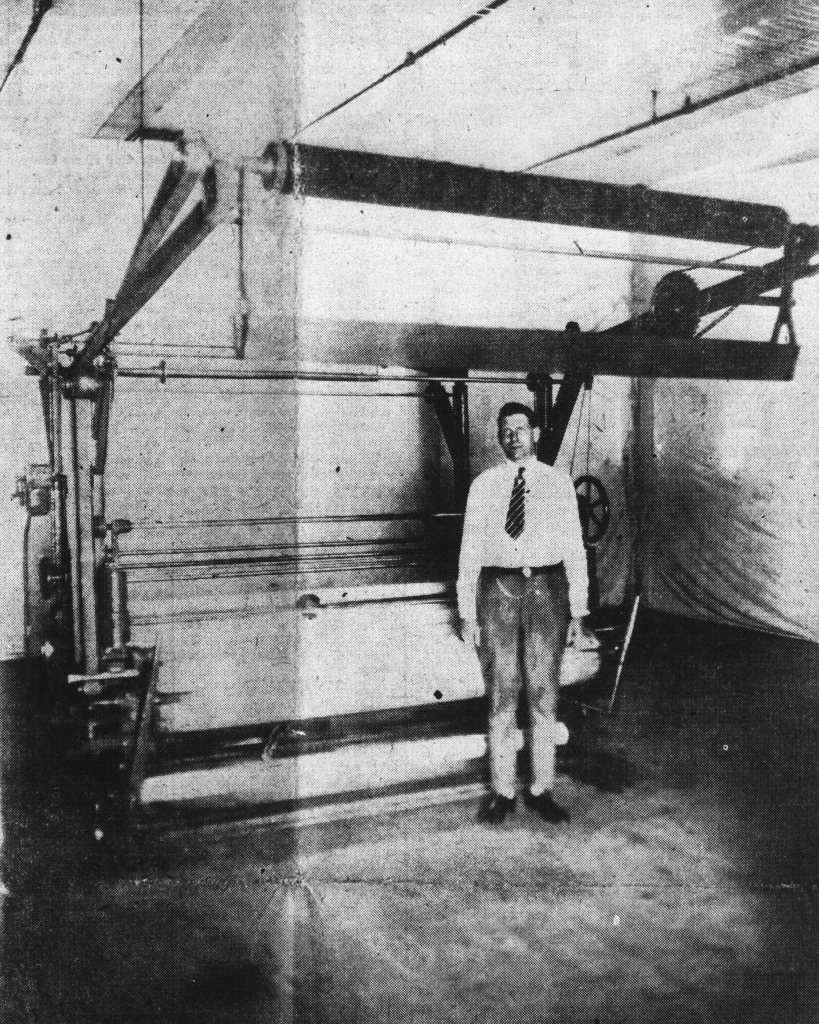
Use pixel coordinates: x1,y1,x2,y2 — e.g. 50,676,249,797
651,270,701,338
574,475,610,546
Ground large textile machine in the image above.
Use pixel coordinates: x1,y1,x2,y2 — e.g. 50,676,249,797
12,139,818,834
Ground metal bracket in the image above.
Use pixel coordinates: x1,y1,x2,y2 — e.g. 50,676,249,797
526,372,552,461
770,224,811,345
527,324,591,465
70,142,224,372
91,355,116,474
425,381,470,508
538,376,586,466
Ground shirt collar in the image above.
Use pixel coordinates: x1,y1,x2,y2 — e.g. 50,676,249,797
504,455,539,471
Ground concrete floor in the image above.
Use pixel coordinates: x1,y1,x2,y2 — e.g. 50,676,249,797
2,610,819,1023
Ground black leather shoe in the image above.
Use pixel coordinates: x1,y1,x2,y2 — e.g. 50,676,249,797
524,791,570,824
477,793,516,824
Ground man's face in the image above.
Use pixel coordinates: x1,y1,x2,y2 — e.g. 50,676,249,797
498,413,539,462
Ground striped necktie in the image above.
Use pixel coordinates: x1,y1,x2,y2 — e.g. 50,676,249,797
505,466,526,539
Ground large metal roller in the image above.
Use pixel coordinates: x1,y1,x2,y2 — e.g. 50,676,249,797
257,142,789,249
131,583,602,822
129,583,599,736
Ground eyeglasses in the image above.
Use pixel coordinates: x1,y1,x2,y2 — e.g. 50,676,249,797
500,427,532,442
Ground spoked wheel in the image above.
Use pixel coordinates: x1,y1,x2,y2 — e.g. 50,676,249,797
574,475,610,547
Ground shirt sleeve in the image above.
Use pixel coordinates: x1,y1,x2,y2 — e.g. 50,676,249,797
561,472,590,619
457,476,484,621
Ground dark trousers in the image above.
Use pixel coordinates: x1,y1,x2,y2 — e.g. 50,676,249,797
476,566,570,796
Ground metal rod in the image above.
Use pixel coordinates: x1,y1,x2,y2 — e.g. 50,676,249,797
121,547,442,571
452,381,470,508
116,365,536,385
130,511,462,530
128,638,161,821
53,374,75,664
75,401,100,673
125,536,438,557
311,225,765,272
608,594,640,715
698,227,819,317
124,557,440,585
67,397,85,669
39,371,58,562
22,513,32,658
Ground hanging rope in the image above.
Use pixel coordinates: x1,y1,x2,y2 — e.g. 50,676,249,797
295,0,514,136
139,0,146,224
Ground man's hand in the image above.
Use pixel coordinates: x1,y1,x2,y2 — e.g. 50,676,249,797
460,617,481,647
566,617,600,650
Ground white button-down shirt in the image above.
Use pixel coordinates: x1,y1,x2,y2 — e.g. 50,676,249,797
457,456,589,621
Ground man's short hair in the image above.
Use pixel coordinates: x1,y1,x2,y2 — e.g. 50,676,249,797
497,402,537,428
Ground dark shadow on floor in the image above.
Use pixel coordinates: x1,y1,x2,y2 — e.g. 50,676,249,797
2,611,819,1022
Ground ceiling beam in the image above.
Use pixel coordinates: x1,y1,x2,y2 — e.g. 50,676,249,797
525,48,819,174
258,142,788,249
294,318,798,381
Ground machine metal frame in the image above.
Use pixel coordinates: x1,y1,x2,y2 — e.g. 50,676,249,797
13,140,819,834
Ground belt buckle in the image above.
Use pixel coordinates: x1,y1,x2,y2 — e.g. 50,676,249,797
522,566,532,578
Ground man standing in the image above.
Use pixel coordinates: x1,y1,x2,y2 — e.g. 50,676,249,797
458,402,596,824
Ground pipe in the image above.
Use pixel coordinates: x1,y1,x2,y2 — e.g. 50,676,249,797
22,514,32,658
452,382,470,509
310,224,764,273
52,377,76,665
100,564,129,671
124,557,440,586
128,511,462,530
67,398,85,668
39,372,58,564
116,366,546,385
121,546,440,572
69,399,100,672
125,536,448,557
77,404,100,673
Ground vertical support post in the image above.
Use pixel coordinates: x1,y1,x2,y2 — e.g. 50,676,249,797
68,396,100,673
52,375,76,666
426,382,470,511
66,397,85,668
38,372,58,562
631,376,655,601
771,225,799,345
586,546,600,614
526,373,552,462
242,175,301,362
451,381,470,508
540,377,585,465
